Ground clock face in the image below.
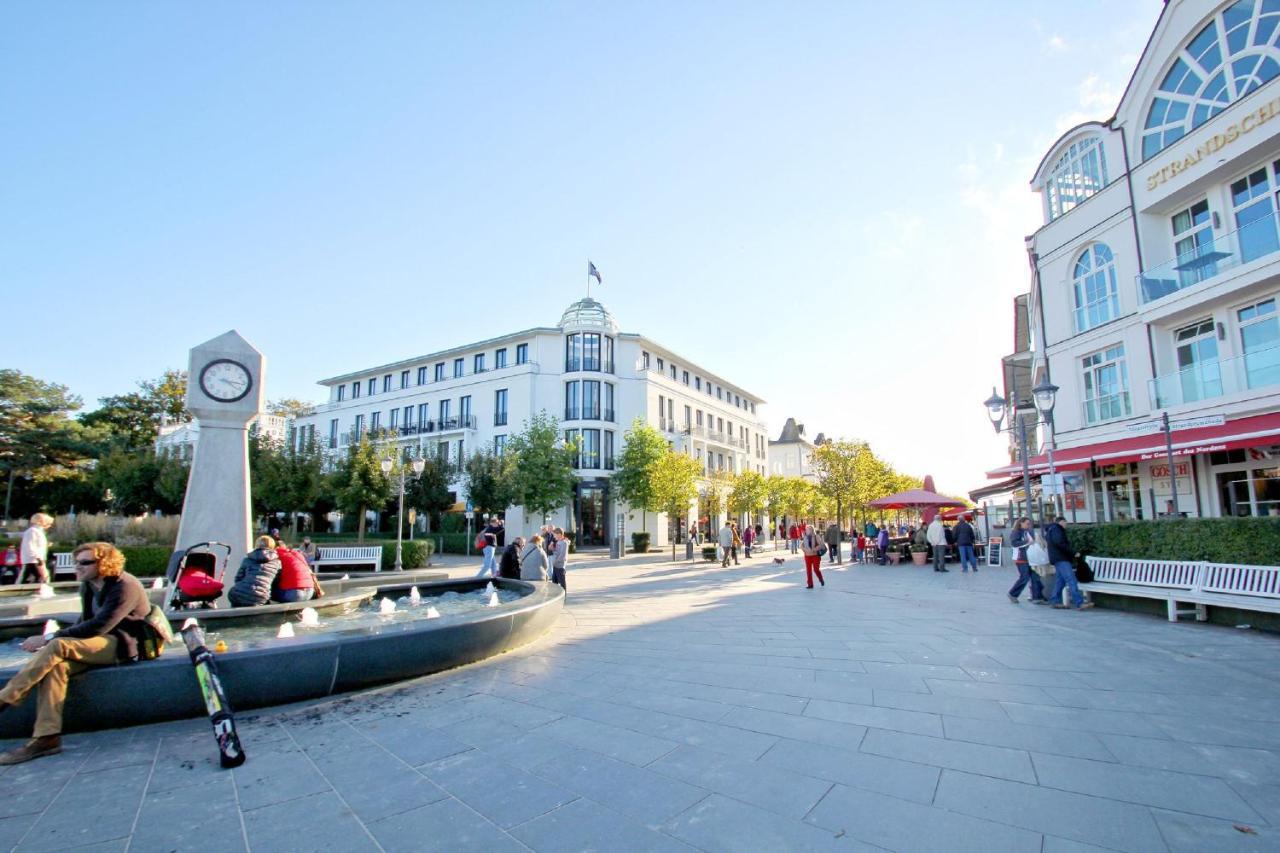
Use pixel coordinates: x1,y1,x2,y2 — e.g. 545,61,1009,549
199,359,253,403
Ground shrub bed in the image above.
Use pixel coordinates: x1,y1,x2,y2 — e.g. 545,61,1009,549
1070,517,1280,565
119,546,172,577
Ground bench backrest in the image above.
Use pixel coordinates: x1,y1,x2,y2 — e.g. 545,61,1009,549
1200,563,1280,599
316,546,382,561
1085,556,1200,589
53,552,75,577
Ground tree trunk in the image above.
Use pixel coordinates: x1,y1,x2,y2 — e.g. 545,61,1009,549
3,468,13,524
357,504,367,542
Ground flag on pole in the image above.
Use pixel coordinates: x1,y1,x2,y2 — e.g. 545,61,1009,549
588,261,602,285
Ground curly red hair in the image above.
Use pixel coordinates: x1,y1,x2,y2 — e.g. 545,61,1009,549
73,542,125,578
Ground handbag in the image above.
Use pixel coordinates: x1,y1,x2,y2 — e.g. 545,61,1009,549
139,604,174,661
816,543,828,557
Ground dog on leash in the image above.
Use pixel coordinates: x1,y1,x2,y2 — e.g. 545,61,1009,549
772,557,785,565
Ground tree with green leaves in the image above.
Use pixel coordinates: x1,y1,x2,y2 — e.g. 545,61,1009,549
765,475,789,535
782,476,816,524
80,369,189,452
0,370,93,521
507,412,577,528
93,448,186,515
611,418,667,534
701,470,732,524
463,448,516,522
267,398,315,419
650,450,701,561
406,455,456,532
728,470,767,523
333,433,393,541
813,439,866,529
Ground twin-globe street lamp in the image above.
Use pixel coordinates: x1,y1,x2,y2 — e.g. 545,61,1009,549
984,379,1060,530
381,455,426,571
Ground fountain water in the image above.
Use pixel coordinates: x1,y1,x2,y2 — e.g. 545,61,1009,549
151,577,165,589
426,606,441,619
41,620,59,638
379,597,396,615
409,586,422,605
487,591,500,607
298,607,320,627
276,623,295,638
484,582,496,596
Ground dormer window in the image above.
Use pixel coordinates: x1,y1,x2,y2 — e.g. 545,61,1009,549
1044,136,1108,221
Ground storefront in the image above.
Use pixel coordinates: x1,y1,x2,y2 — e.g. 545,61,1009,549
573,479,610,546
1208,446,1280,517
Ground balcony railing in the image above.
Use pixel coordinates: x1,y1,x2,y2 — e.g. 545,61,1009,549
494,413,508,426
565,359,615,373
1081,391,1131,426
1148,345,1280,408
1137,210,1280,304
565,407,580,421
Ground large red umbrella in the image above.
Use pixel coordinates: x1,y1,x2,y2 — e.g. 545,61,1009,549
866,489,967,513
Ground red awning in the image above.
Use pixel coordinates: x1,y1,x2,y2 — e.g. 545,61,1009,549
985,411,1280,479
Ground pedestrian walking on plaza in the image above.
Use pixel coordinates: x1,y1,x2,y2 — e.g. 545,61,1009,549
19,514,53,585
855,530,866,564
688,523,700,546
954,515,978,572
476,517,502,578
824,522,841,564
719,522,735,567
520,535,549,581
743,524,755,558
730,523,742,564
1045,517,1092,610
926,516,949,572
800,525,825,588
875,525,889,564
550,527,569,591
788,523,800,554
1007,517,1048,604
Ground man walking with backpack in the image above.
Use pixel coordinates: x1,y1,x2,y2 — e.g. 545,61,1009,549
1045,516,1093,610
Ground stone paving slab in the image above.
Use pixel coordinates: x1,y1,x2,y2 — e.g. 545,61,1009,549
0,549,1278,850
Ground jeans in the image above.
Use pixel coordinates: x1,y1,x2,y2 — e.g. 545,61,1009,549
958,545,977,571
0,635,119,737
1049,559,1083,607
476,545,496,578
789,538,799,554
932,545,946,571
827,543,840,564
1008,562,1045,600
744,543,752,558
276,587,315,603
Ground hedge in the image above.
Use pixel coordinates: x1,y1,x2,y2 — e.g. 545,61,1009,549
119,546,172,577
1069,518,1280,565
379,540,434,570
631,532,651,553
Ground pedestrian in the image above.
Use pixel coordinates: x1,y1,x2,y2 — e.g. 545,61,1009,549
551,527,569,591
498,537,523,580
718,521,734,567
800,524,825,588
1045,516,1092,610
1007,517,1048,604
876,525,889,564
520,535,549,581
954,515,978,573
2,545,20,584
688,523,700,546
742,524,755,558
730,523,742,564
475,517,502,578
19,514,53,585
300,536,320,568
0,542,164,765
824,522,841,564
855,531,866,564
926,516,949,572
788,523,800,554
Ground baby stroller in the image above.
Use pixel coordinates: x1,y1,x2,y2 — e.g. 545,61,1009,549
164,542,232,610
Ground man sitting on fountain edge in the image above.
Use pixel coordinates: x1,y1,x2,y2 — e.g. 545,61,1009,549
0,542,158,765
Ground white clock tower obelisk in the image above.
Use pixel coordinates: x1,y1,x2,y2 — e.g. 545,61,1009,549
176,331,265,589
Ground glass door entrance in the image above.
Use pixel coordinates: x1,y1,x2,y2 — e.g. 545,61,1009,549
575,482,608,546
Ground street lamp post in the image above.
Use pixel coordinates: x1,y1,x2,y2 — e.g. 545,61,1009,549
985,379,1059,530
382,455,426,571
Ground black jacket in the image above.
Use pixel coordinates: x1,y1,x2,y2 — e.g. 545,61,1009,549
954,521,975,546
1043,522,1073,564
497,544,520,579
229,548,281,607
56,572,152,662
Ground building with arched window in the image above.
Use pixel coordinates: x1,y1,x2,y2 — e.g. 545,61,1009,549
987,0,1280,522
293,296,770,545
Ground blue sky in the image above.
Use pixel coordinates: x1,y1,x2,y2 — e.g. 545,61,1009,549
2,1,1160,496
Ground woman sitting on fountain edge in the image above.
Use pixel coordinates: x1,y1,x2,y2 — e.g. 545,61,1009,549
0,542,158,765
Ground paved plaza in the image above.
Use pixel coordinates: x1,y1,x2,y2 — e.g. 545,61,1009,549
0,548,1277,852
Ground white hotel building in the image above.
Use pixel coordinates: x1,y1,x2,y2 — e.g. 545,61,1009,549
294,297,769,545
988,0,1280,520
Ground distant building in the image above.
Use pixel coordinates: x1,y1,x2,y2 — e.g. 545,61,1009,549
769,418,821,483
155,415,290,462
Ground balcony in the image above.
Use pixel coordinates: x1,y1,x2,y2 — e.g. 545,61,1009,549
565,358,615,373
1148,346,1280,408
1081,391,1132,426
390,417,477,436
1137,211,1280,304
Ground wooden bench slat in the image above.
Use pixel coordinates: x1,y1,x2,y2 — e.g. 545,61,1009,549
1083,556,1278,622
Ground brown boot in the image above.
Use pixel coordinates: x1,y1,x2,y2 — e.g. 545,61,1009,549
0,735,61,765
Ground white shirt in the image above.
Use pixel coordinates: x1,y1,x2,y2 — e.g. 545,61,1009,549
926,521,946,547
20,525,47,565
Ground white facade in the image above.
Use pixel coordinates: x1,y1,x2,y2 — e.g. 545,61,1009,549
768,418,820,483
294,298,770,545
155,414,289,461
1001,0,1280,521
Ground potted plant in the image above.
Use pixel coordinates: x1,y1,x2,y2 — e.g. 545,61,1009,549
909,544,929,566
701,544,718,562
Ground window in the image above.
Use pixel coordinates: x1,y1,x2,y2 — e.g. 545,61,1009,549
684,405,692,428
494,435,507,455
439,399,451,427
368,378,377,396
1170,318,1222,404
456,440,464,463
474,353,485,373
583,380,601,419
1231,164,1280,263
682,370,689,385
417,366,428,385
669,364,676,380
603,336,614,372
354,414,365,434
1172,200,1218,287
436,441,448,462
1239,297,1280,389
604,383,615,421
695,377,701,391
515,343,528,365
1044,136,1108,220
383,375,392,393
337,385,346,402
696,410,703,427
1142,2,1280,161
657,394,665,428
565,429,580,467
494,389,508,426
370,411,381,431
389,409,399,429
459,395,472,427
734,394,741,407
565,381,580,420
565,334,580,371
582,333,602,371
1082,344,1131,424
352,381,362,399
328,419,338,448
657,357,664,372
580,429,601,469
495,348,507,369
403,405,414,427
453,358,464,378
716,386,723,400
434,363,445,381
641,351,650,369
417,403,429,428
1072,244,1121,332
604,430,614,469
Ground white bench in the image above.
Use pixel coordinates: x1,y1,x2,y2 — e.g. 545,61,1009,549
53,552,75,580
1081,556,1280,622
313,545,383,572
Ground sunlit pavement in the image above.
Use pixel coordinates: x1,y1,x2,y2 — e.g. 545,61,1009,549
1,547,1277,852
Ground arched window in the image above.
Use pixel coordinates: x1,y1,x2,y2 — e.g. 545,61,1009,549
1142,0,1280,160
1045,136,1108,220
1073,244,1120,333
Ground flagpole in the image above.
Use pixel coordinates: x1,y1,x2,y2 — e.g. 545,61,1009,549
586,261,591,300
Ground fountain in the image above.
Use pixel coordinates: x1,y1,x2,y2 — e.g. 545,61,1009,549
487,591,500,607
426,606,441,619
409,587,422,605
276,623,295,639
36,584,54,600
41,620,59,638
379,597,396,615
151,577,165,589
298,607,320,627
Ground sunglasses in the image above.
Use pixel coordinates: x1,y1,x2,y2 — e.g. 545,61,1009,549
76,559,97,566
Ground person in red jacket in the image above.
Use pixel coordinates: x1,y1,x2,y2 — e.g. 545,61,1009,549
787,523,800,555
272,546,318,603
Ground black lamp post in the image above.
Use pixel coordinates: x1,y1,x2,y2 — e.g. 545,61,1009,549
985,378,1059,528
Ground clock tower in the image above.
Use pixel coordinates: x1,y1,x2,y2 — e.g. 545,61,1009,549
176,330,266,593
